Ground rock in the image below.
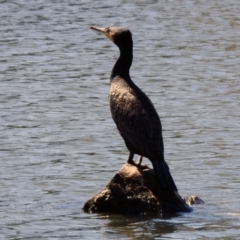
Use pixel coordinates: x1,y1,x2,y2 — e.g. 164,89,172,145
184,195,205,205
83,163,203,216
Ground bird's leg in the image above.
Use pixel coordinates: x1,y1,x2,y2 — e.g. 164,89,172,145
136,156,143,166
127,152,136,165
137,156,149,170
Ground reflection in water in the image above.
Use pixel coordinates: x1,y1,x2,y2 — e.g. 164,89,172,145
97,214,176,239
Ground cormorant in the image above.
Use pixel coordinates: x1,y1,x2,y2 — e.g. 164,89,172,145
90,26,177,193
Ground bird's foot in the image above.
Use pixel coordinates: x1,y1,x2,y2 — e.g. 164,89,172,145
127,156,148,169
127,158,138,166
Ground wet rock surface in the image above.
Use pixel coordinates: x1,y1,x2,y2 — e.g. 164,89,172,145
83,164,204,216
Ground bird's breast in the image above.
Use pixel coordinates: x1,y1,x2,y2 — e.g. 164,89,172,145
109,83,143,118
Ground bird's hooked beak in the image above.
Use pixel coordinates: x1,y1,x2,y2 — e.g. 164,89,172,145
89,26,112,41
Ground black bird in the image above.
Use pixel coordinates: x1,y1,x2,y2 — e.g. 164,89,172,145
90,26,177,193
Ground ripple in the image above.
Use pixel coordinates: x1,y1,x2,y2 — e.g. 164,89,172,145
1,0,240,239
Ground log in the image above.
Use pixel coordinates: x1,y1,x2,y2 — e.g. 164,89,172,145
83,163,203,216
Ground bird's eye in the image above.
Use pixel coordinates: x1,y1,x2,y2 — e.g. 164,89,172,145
104,27,112,40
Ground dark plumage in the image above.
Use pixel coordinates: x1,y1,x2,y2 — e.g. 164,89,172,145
90,26,177,193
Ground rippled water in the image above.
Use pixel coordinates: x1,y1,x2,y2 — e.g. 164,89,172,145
1,0,240,239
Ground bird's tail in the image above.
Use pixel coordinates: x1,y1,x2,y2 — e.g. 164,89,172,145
152,159,178,192
151,159,192,212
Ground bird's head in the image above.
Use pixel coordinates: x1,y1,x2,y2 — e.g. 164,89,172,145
90,26,132,50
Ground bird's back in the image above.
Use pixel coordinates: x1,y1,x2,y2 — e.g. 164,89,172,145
109,76,164,160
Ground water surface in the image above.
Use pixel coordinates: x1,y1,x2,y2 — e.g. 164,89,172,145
1,0,240,239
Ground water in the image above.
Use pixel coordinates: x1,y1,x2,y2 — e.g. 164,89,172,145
1,0,240,239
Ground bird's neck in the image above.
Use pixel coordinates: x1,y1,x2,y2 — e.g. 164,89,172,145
111,47,133,81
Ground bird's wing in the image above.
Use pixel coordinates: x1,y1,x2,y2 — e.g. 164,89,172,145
112,90,163,158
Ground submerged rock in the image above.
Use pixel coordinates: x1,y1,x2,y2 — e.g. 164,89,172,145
184,195,205,205
83,163,203,216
